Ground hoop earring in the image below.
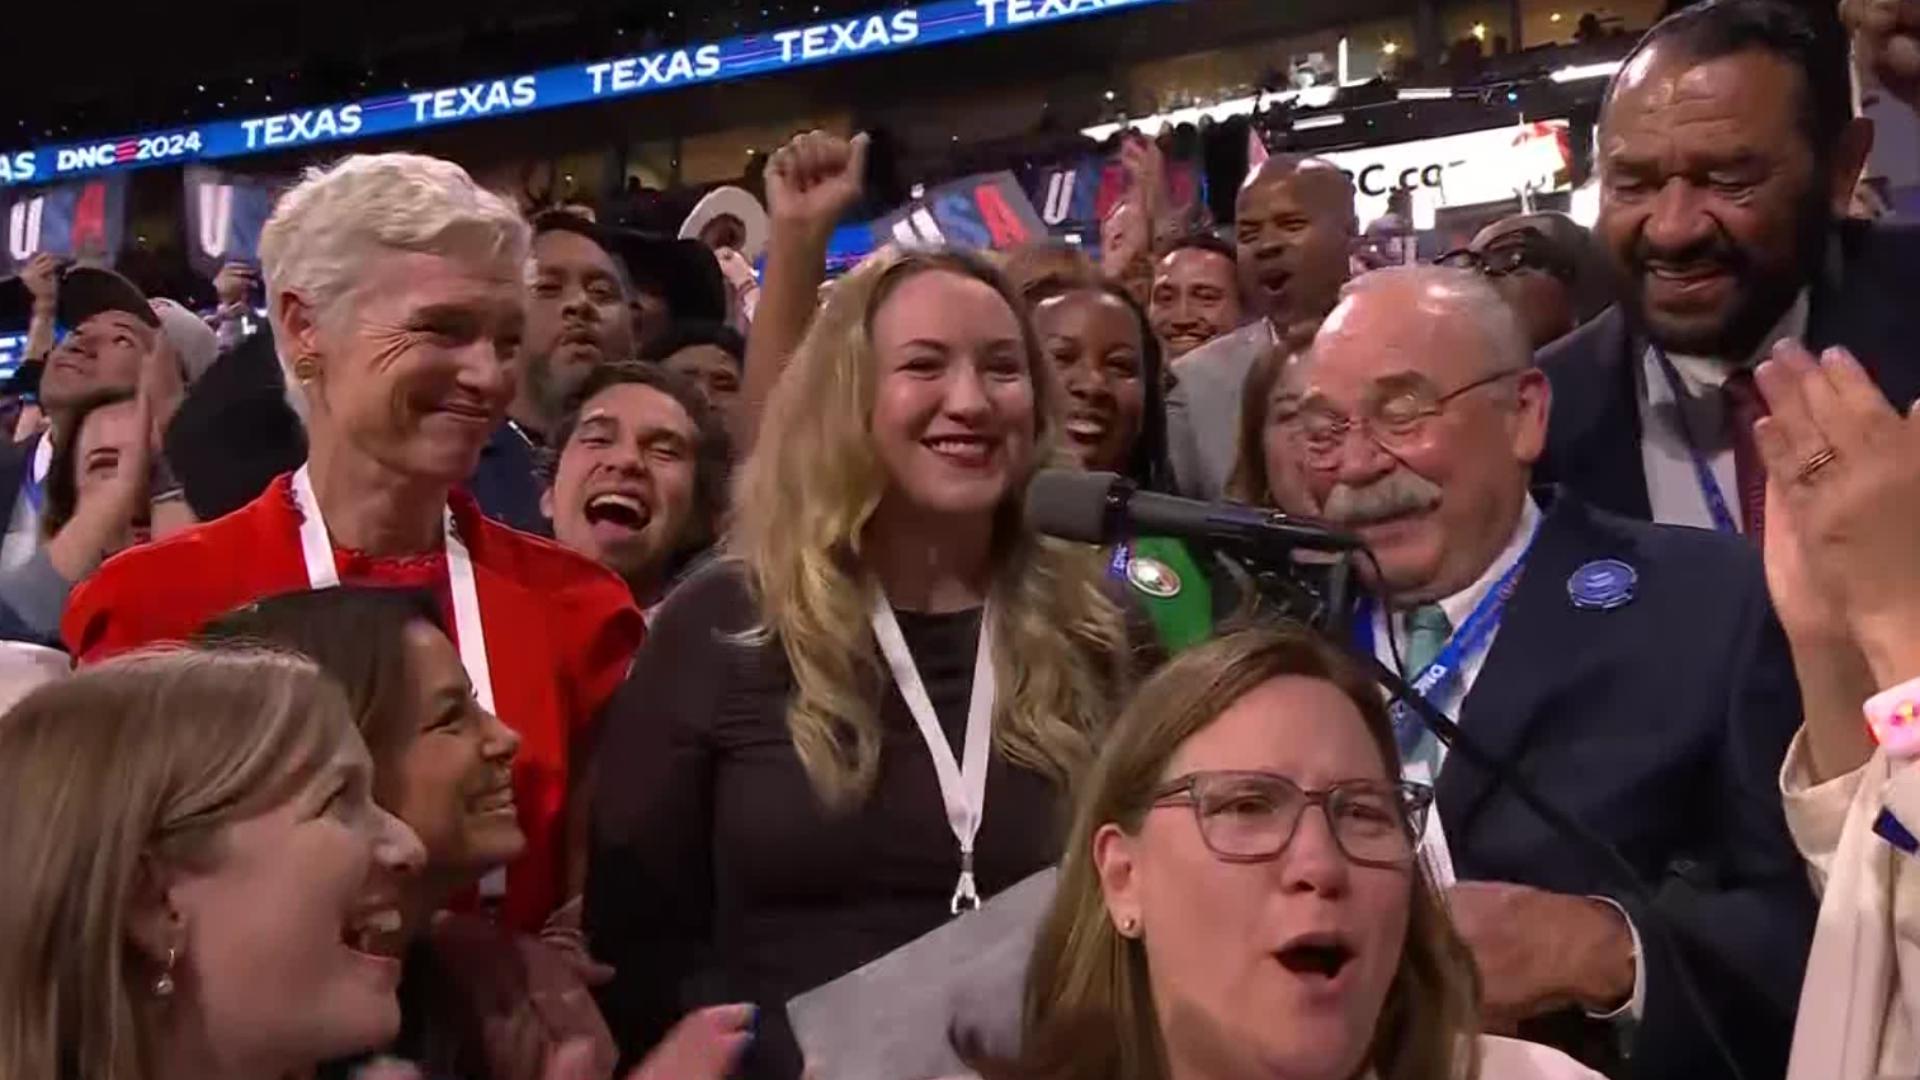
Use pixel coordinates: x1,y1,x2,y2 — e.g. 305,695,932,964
153,946,177,997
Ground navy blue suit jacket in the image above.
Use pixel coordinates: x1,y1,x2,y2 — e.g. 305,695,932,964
469,423,551,538
1431,493,1812,1080
1537,220,1920,520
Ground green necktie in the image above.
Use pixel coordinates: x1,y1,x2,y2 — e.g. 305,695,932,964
1404,603,1454,675
1400,603,1453,780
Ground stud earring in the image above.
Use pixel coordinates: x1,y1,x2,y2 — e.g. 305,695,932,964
293,355,319,383
1119,915,1139,938
152,946,177,997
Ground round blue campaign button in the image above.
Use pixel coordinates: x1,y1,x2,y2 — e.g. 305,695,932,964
1568,559,1637,611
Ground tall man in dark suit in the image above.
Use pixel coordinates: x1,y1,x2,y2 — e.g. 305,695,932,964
1537,0,1920,535
1266,265,1813,1078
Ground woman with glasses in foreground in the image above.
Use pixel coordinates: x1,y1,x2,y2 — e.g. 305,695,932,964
986,626,1602,1080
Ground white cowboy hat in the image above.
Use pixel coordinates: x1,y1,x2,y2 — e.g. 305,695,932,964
679,185,770,261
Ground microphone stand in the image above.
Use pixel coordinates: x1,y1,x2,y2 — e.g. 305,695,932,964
1229,546,1750,1080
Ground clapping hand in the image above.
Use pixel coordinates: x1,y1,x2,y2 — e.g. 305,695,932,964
1754,341,1920,682
765,130,871,238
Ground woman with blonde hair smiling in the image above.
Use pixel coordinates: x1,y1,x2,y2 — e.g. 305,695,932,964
989,625,1602,1080
0,648,426,1080
586,244,1133,1079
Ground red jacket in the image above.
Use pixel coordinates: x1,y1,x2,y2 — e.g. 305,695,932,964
64,472,644,930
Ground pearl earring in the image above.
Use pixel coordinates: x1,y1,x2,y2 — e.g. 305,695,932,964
1119,915,1139,937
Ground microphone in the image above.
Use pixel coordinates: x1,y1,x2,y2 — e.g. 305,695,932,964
1024,468,1363,553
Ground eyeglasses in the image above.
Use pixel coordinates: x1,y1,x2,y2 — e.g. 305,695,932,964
1150,770,1433,869
1436,232,1569,280
1271,367,1524,467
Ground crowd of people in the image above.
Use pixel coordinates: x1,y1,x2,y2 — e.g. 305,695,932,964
8,0,1920,1078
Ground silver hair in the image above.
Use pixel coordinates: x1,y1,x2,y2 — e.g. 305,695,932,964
258,153,530,366
1333,264,1534,375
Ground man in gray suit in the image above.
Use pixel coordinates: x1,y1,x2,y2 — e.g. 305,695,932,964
1164,156,1356,498
1159,154,1359,495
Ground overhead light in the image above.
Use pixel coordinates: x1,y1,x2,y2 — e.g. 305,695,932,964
1079,93,1268,141
1550,11,1563,21
1550,60,1623,82
1471,22,1488,40
1396,87,1453,101
1382,40,1400,56
1292,113,1347,132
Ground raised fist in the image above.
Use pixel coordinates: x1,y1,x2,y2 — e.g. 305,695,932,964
765,129,871,236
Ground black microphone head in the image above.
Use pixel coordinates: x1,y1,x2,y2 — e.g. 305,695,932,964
1025,469,1122,544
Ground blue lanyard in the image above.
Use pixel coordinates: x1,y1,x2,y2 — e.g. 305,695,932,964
1106,541,1131,581
1650,347,1739,536
1354,521,1540,758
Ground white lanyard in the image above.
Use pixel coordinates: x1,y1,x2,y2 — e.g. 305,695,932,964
291,465,497,713
868,591,995,914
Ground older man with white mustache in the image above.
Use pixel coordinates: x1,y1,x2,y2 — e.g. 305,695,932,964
1243,265,1815,1080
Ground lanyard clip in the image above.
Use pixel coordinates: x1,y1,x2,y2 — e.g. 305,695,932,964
949,849,981,915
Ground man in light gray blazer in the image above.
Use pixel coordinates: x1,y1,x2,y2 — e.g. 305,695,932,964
1165,156,1356,498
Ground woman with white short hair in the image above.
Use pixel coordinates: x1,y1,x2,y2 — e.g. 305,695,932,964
63,153,643,933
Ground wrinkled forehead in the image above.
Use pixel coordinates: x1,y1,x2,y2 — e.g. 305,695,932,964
360,249,525,312
1601,43,1809,149
1285,297,1480,398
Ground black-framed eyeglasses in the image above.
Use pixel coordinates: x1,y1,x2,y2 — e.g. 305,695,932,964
1271,367,1524,468
1436,231,1569,280
1150,770,1433,869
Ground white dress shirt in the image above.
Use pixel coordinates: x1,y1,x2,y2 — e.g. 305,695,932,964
1637,291,1809,531
1369,494,1646,1022
1368,495,1543,751
0,436,54,572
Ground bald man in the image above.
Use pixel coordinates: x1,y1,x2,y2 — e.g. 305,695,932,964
1164,156,1356,498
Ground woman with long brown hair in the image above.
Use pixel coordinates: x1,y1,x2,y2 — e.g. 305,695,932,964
994,626,1602,1080
586,243,1132,1080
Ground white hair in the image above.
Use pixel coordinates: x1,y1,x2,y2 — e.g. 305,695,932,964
1332,264,1533,374
258,153,530,365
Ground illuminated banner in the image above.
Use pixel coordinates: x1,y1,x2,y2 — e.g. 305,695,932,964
872,171,1046,251
182,167,285,277
1,176,129,277
0,0,1170,188
1316,121,1574,227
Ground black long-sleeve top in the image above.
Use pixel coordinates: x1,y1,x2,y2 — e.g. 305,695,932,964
584,562,1067,1080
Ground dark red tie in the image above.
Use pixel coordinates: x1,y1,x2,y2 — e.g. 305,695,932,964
1723,370,1769,541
